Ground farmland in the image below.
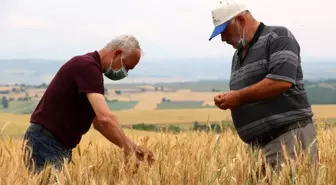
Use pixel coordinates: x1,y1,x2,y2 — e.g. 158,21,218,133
1,80,336,184
1,104,336,126
1,80,336,113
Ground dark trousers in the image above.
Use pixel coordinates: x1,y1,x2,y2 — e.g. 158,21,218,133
22,123,72,175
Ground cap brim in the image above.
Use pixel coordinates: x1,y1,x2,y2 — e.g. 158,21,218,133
209,21,228,41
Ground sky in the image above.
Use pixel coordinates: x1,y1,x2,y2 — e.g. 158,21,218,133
0,0,335,61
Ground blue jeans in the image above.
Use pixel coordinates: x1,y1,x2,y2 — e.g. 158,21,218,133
22,123,72,174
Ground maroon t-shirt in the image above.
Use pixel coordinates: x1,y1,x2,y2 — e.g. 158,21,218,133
30,51,104,149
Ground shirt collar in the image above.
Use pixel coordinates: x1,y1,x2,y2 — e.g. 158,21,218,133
248,22,265,47
237,22,265,58
91,50,102,67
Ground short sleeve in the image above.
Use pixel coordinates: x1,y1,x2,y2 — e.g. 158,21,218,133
73,60,104,95
266,36,299,85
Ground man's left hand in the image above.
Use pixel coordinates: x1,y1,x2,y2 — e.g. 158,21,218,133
218,90,242,110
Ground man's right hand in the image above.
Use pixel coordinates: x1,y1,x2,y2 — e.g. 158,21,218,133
124,138,155,166
87,92,155,168
123,143,155,174
135,145,155,166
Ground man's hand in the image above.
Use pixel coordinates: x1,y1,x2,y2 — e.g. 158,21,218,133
88,93,136,156
218,90,242,110
135,145,155,166
124,137,155,166
123,145,155,174
214,92,242,110
214,78,293,111
214,93,226,108
87,92,155,170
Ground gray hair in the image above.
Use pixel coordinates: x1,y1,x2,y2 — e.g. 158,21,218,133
230,10,250,24
104,34,142,58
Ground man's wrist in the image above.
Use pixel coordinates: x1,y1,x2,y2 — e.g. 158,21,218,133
236,89,245,105
123,141,136,155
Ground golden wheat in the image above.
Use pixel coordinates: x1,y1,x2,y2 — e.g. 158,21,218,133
0,122,335,185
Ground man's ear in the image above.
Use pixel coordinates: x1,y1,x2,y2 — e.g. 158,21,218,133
111,49,122,60
114,49,123,56
236,15,245,27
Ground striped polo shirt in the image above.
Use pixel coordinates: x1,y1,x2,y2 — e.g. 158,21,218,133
229,22,313,144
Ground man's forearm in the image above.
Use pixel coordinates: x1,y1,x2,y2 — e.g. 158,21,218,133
237,78,292,104
94,118,135,154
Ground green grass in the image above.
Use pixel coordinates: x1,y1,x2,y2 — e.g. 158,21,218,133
0,100,139,115
106,101,139,110
0,100,38,114
306,86,336,104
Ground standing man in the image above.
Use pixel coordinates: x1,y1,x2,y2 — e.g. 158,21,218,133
209,0,318,171
23,34,154,174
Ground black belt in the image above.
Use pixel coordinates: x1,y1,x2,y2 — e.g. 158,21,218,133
28,123,58,140
252,118,312,147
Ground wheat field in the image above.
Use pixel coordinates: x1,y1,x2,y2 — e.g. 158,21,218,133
0,119,335,185
0,107,336,185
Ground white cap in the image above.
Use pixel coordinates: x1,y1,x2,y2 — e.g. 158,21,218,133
209,0,248,40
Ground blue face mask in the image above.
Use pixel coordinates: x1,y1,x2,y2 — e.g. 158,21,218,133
104,58,128,81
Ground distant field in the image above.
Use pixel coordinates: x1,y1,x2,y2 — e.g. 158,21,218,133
2,79,336,113
0,100,140,114
306,86,336,104
104,80,230,92
2,90,221,112
0,100,39,114
107,89,218,101
156,100,213,109
106,100,139,110
1,105,336,128
106,90,219,110
104,80,336,106
89,105,336,124
152,81,230,92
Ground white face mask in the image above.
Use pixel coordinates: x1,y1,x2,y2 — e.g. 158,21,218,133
104,57,128,81
235,20,246,49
